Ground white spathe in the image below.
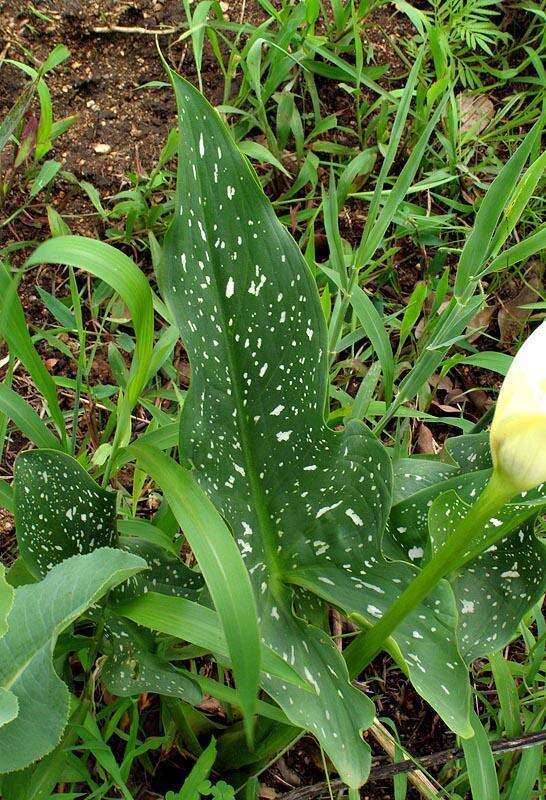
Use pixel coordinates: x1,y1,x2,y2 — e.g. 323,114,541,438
490,320,546,492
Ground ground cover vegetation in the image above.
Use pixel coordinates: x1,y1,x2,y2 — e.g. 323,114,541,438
0,1,545,798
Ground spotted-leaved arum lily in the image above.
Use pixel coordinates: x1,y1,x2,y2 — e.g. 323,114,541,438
490,320,546,494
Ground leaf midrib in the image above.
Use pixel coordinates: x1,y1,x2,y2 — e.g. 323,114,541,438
184,170,283,585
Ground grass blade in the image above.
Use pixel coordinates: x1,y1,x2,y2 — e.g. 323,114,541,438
454,116,544,299
26,236,154,412
349,286,394,404
128,443,261,744
0,383,61,451
0,262,65,445
461,711,499,800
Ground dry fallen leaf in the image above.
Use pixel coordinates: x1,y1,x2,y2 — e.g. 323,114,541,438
498,262,543,346
457,92,494,135
417,423,440,455
467,304,496,344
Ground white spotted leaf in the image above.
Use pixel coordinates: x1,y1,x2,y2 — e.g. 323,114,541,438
428,490,546,662
161,70,475,778
14,449,208,601
390,432,546,663
114,537,205,603
0,548,146,774
102,618,202,704
14,450,117,578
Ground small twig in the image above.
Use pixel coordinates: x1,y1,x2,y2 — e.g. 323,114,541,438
368,718,439,799
281,731,546,800
90,24,181,36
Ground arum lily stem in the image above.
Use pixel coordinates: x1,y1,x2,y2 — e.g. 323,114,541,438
345,471,516,678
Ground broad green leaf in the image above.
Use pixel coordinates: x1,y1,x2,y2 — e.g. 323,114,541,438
390,433,546,662
14,448,201,601
0,688,18,728
0,548,146,773
0,699,88,800
14,449,117,578
391,456,459,505
102,618,202,704
444,431,492,472
0,565,14,639
128,443,261,745
161,69,474,783
115,536,204,602
5,558,34,588
428,490,546,662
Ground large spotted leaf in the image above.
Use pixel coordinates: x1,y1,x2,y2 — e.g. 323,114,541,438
113,537,204,602
428,491,546,661
0,548,146,773
389,433,546,663
14,450,117,578
14,450,204,601
102,618,202,704
161,70,474,780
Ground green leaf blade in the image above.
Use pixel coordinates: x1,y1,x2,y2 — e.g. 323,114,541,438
163,70,377,785
0,548,146,774
129,444,261,746
14,449,117,578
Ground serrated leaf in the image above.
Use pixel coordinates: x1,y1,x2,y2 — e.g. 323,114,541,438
102,618,202,704
14,450,117,578
0,548,146,773
160,70,474,780
0,688,18,728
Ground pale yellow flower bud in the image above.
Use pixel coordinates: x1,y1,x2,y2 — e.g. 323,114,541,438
490,320,546,493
